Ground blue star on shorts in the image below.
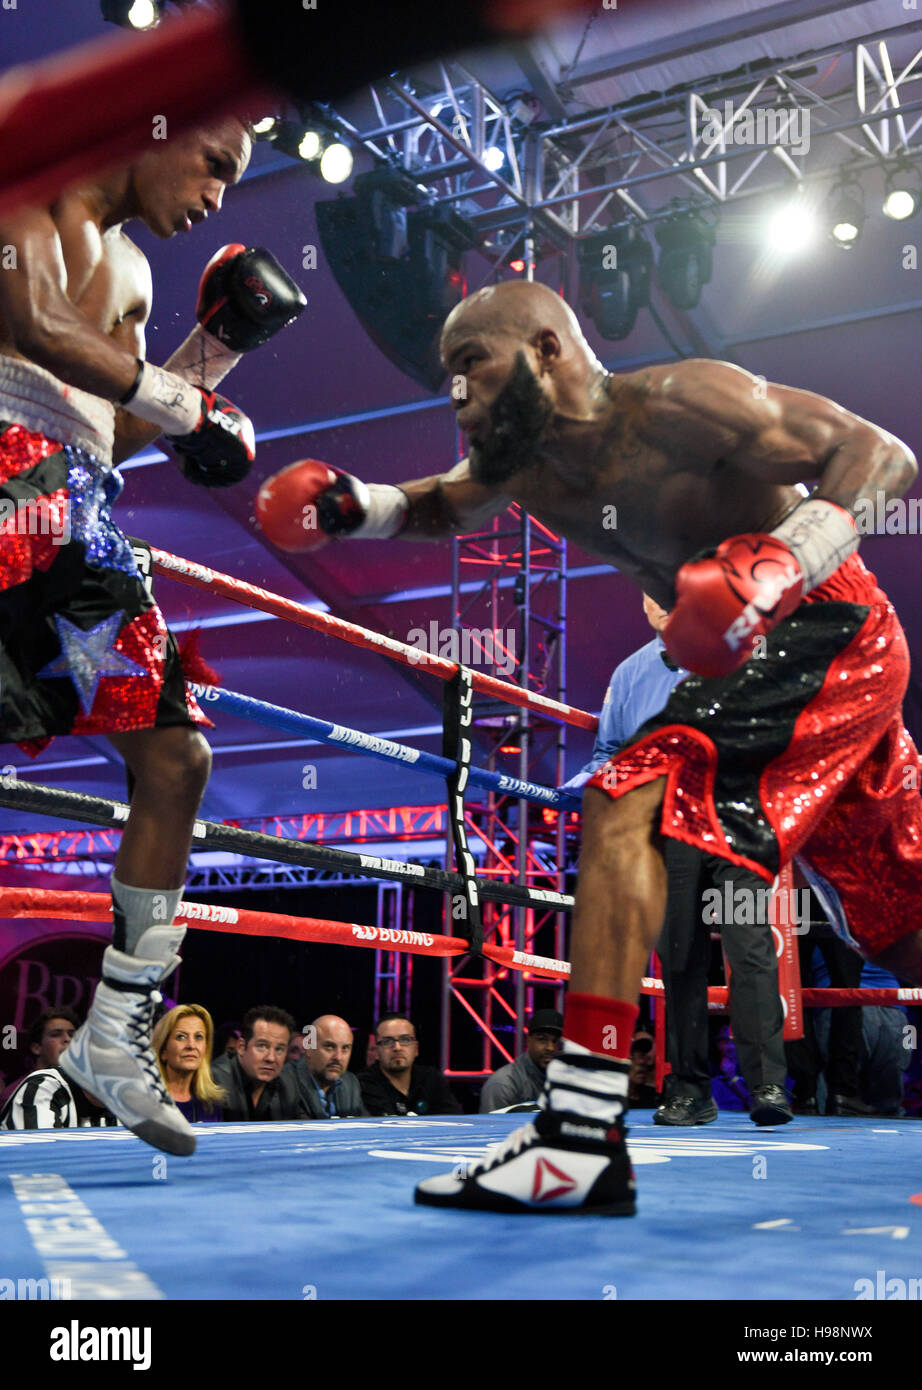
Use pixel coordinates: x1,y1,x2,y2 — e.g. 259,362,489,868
38,613,148,716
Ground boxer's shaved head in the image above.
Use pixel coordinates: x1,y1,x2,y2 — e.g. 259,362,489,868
442,281,606,486
442,280,598,366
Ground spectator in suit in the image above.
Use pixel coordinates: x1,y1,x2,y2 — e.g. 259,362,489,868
294,1014,368,1118
152,1004,226,1124
212,1005,306,1121
359,1013,462,1116
479,1010,563,1112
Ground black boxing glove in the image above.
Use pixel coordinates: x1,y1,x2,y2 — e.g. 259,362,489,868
166,390,256,488
196,244,307,351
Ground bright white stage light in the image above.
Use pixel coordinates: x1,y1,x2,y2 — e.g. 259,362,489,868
319,142,354,184
765,200,816,254
127,0,158,28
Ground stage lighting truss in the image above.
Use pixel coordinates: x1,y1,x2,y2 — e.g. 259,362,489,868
314,35,921,293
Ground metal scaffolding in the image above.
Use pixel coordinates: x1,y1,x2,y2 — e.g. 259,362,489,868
439,504,570,1081
324,29,922,280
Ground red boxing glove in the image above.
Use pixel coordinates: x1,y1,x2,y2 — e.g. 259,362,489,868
663,533,804,678
255,459,339,552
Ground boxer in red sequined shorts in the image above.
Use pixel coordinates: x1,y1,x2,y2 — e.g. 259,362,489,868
261,280,920,1213
587,550,922,963
0,118,304,1157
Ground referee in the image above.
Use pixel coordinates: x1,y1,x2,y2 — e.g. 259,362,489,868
1,1067,117,1129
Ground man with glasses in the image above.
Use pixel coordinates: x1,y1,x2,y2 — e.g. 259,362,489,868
359,1014,461,1116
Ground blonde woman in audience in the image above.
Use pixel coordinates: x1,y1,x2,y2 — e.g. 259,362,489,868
152,1004,226,1123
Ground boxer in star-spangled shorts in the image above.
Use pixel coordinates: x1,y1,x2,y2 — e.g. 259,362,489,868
257,279,922,1214
0,116,305,1158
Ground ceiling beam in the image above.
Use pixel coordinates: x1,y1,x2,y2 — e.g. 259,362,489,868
564,0,880,88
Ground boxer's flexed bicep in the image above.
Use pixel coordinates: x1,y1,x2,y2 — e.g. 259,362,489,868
398,457,509,538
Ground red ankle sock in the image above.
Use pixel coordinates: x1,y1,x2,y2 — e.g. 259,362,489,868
564,993,639,1060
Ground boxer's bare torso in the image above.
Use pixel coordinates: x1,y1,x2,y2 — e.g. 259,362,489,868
400,349,904,609
493,366,801,608
0,192,150,366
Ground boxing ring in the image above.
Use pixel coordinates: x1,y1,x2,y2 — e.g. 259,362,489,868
2,548,921,1308
0,0,920,1322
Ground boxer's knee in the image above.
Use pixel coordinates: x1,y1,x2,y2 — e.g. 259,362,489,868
582,778,665,857
112,726,212,809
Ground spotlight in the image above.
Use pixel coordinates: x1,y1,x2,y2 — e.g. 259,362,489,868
826,178,865,249
100,0,162,27
578,226,653,340
654,210,716,309
298,130,323,161
482,145,505,172
275,119,354,183
319,142,354,184
883,163,921,221
251,116,279,138
509,258,526,274
765,197,816,255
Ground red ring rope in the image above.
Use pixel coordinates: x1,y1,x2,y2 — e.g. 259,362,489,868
152,548,599,731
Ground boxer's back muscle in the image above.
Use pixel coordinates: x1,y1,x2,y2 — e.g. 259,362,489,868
503,366,801,606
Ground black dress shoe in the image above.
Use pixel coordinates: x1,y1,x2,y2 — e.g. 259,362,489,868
791,1098,818,1116
826,1093,878,1117
654,1095,718,1126
750,1085,793,1126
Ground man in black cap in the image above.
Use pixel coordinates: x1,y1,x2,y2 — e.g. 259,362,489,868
479,1010,563,1112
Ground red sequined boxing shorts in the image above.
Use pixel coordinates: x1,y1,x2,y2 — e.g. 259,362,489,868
0,423,208,753
588,554,922,958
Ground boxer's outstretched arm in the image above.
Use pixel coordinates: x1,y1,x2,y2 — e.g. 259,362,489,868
397,457,510,538
656,359,917,511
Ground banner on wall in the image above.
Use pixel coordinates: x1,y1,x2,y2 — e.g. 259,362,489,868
0,916,110,1090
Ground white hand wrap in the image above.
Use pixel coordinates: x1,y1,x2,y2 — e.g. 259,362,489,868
770,498,859,593
165,324,242,392
121,362,202,436
352,483,409,539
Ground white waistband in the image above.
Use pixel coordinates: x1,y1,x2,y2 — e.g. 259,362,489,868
0,356,115,464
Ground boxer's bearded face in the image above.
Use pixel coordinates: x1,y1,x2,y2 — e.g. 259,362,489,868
468,352,554,486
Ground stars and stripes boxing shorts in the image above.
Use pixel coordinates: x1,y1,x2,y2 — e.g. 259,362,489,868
0,422,208,755
588,553,922,957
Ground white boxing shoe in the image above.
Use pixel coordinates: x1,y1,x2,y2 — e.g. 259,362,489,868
415,1110,635,1216
61,925,195,1157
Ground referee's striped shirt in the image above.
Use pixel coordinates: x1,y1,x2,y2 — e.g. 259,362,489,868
0,1067,117,1130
